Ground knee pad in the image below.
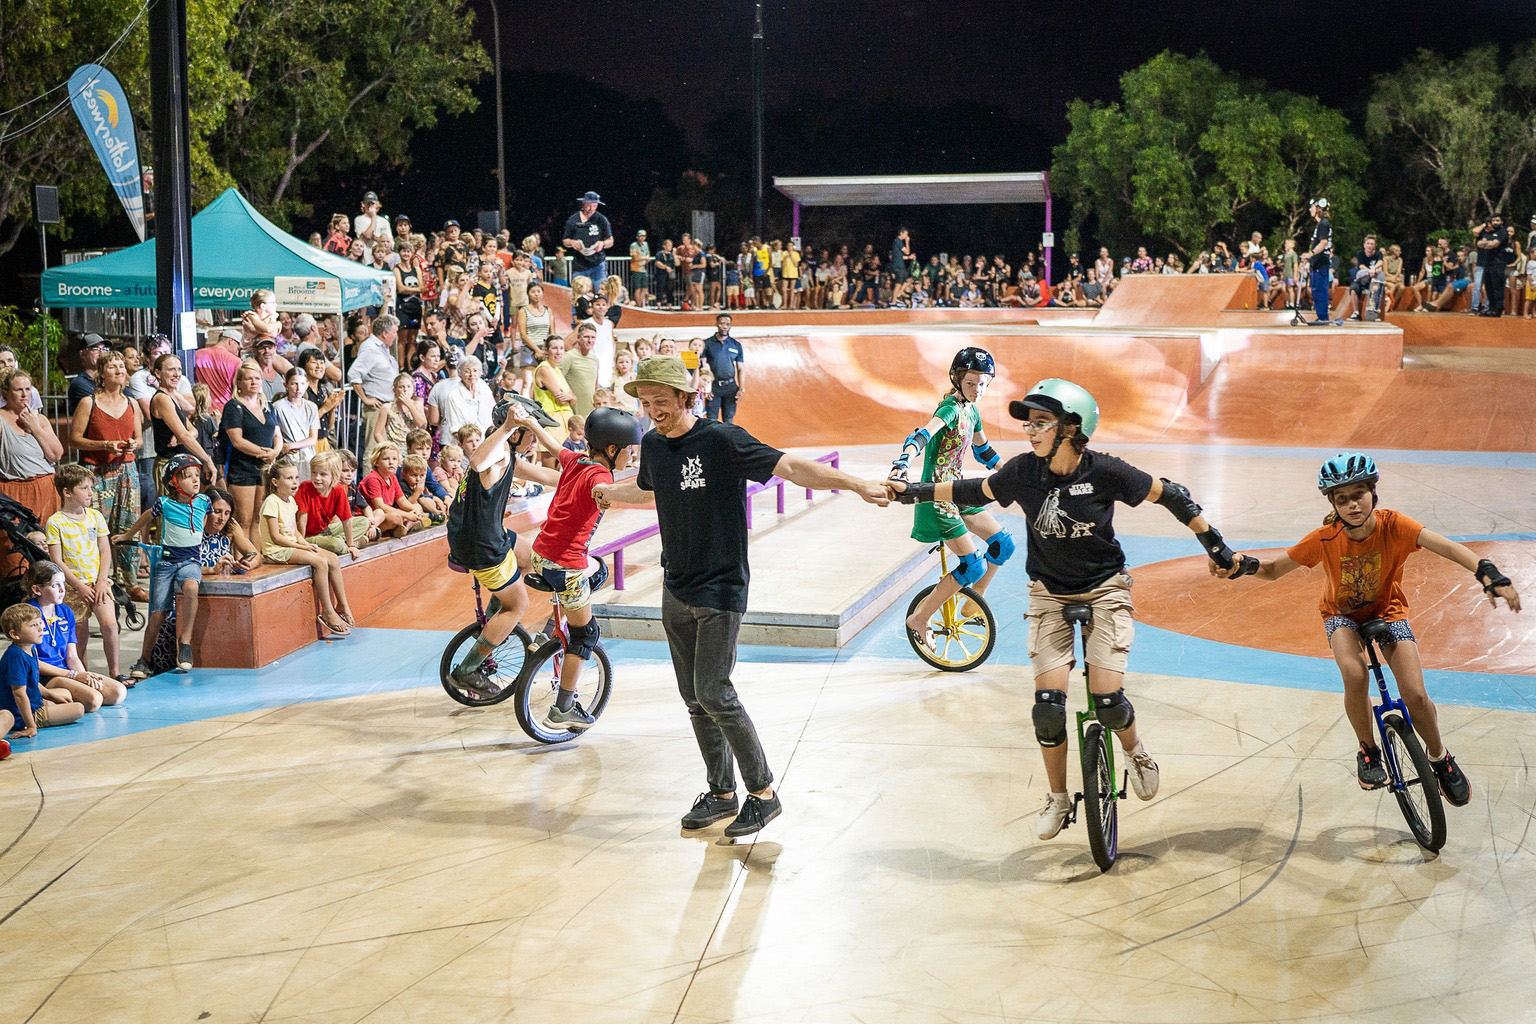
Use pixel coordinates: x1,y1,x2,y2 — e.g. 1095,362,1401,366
950,550,986,587
984,529,1015,566
567,618,601,660
1092,689,1136,732
1032,689,1068,747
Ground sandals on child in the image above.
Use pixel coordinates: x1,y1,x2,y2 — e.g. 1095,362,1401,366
318,615,352,638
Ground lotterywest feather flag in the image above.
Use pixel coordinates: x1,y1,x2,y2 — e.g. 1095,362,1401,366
68,63,146,240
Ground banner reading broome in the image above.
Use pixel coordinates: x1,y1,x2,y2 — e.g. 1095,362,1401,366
69,63,147,241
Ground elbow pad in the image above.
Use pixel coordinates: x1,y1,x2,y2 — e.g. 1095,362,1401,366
901,426,932,460
1195,526,1236,570
972,442,1000,470
1155,478,1203,526
951,476,991,509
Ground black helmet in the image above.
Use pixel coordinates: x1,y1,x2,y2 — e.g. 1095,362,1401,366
584,407,643,457
160,452,202,491
949,347,996,390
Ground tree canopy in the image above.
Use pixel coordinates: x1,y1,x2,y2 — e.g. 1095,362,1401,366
0,0,485,257
1051,51,1367,257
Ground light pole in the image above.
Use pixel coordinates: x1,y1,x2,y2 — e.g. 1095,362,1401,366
752,0,764,237
489,0,507,233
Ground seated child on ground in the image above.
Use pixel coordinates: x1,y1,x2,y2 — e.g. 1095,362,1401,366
339,449,386,540
297,450,363,557
261,456,354,636
434,444,465,495
24,561,125,710
2,601,84,747
399,454,447,522
44,464,122,681
405,428,450,506
360,444,427,538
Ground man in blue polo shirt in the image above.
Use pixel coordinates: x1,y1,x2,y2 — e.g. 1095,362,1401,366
700,314,745,424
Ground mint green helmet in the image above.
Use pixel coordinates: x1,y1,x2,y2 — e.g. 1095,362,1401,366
1009,379,1100,439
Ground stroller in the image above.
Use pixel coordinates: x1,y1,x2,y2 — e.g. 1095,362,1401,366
0,492,145,629
0,493,49,610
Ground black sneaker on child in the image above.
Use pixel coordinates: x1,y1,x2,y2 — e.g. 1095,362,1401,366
1357,743,1388,790
1431,754,1471,806
723,792,782,838
681,792,739,829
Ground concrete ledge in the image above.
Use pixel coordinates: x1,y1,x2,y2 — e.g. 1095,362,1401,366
192,526,448,668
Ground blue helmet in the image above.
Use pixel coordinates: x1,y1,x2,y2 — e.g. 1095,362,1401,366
1317,452,1378,494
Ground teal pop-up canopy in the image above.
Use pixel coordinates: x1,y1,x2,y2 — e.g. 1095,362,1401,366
42,189,390,312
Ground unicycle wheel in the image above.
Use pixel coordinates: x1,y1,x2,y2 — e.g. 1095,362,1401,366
1381,713,1446,852
1080,722,1119,872
440,621,532,707
513,638,614,744
905,584,997,671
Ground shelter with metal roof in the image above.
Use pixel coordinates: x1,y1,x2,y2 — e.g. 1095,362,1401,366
773,172,1054,277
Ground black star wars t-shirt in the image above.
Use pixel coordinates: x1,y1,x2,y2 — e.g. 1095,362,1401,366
563,211,613,271
986,450,1154,595
636,418,783,612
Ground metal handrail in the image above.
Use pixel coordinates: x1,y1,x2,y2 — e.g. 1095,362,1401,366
592,450,840,591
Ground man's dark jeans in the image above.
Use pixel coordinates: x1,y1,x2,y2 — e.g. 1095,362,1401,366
661,588,773,795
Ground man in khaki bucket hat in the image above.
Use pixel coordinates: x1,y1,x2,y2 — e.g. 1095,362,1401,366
596,355,890,837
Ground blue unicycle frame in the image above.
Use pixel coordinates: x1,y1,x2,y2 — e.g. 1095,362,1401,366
1359,618,1446,852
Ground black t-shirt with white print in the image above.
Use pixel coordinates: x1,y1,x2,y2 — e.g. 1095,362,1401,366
563,211,613,270
985,450,1154,595
636,418,784,612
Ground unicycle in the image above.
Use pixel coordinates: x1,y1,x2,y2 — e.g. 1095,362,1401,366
514,562,614,744
440,567,534,708
904,543,997,671
1360,618,1446,852
1062,603,1127,872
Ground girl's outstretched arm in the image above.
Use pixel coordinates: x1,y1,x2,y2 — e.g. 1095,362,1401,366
1418,529,1522,611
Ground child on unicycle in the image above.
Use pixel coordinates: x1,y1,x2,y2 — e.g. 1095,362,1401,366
528,406,642,730
444,401,561,699
889,347,1013,650
893,378,1250,841
1216,453,1521,804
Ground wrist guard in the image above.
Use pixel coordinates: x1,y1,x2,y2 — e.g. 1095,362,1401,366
1196,527,1236,570
1233,555,1260,577
1476,558,1512,593
893,480,934,505
971,442,1000,470
951,476,991,509
891,452,911,474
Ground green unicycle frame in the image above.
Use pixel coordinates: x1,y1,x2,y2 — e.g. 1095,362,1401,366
1062,603,1127,873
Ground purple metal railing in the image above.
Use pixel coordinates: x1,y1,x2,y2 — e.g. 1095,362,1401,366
591,451,840,591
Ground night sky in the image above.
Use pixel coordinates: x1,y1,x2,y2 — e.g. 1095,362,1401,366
503,0,1529,145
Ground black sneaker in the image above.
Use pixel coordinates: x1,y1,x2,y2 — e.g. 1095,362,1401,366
723,792,782,838
1357,744,1388,790
1431,754,1471,806
681,792,738,830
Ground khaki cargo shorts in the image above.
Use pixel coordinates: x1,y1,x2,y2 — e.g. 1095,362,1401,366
1025,573,1135,675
